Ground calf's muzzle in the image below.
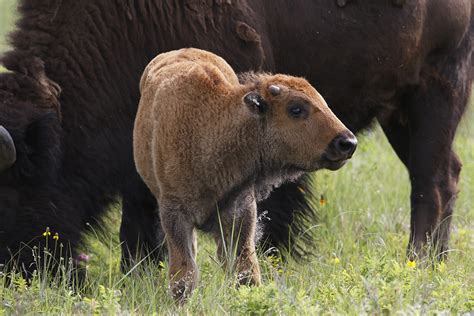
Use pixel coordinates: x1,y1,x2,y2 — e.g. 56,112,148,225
322,131,357,170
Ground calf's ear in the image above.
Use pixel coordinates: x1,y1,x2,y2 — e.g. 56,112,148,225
244,91,268,115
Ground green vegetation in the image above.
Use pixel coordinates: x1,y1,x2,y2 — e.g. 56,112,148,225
0,0,15,54
1,1,473,314
2,120,472,314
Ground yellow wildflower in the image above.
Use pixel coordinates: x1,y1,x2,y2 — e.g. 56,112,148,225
42,227,51,237
320,194,326,206
437,262,446,272
333,257,340,264
53,233,59,241
406,260,416,269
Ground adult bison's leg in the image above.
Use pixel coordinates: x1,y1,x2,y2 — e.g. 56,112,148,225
256,174,316,258
119,176,165,269
380,55,471,259
435,151,463,258
0,188,86,283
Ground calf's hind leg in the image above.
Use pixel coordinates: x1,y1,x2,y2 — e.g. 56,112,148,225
159,201,198,303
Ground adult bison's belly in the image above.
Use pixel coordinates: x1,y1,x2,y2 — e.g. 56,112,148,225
271,1,432,131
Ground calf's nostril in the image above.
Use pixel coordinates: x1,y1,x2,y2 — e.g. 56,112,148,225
336,136,357,155
330,133,357,159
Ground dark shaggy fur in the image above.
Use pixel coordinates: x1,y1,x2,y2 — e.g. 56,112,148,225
0,0,473,275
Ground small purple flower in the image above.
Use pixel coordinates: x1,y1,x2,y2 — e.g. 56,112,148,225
76,253,90,263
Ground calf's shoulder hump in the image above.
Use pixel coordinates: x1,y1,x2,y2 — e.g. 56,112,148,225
140,48,239,93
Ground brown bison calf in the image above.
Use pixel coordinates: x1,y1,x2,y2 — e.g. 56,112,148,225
133,48,356,302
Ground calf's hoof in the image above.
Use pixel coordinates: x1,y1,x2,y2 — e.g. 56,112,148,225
170,270,197,304
237,263,262,286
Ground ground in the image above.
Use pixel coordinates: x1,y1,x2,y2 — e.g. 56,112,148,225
0,0,473,313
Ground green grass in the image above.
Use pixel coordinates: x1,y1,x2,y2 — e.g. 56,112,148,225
1,110,472,314
0,0,16,54
1,0,473,313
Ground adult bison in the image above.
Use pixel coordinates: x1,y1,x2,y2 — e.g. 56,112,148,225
0,1,472,274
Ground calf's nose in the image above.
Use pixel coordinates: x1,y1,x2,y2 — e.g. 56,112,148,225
327,132,357,160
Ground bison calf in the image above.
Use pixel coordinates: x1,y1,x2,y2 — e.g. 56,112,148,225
133,48,356,302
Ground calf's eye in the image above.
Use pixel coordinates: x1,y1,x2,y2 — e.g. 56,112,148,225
287,104,307,118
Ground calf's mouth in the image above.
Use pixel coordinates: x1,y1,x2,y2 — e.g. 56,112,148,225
319,131,358,171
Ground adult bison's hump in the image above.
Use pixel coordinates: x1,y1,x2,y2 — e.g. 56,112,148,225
270,0,472,131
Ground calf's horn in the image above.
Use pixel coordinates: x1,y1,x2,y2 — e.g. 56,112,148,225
0,126,16,172
268,85,281,96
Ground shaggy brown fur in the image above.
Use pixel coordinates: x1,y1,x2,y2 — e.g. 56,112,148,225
133,48,356,302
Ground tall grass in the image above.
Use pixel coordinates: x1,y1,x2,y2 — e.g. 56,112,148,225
0,0,473,313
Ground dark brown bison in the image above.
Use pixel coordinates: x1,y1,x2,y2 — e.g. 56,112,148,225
0,1,472,275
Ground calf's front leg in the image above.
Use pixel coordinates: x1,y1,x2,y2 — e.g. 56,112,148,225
215,191,261,286
159,202,197,303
